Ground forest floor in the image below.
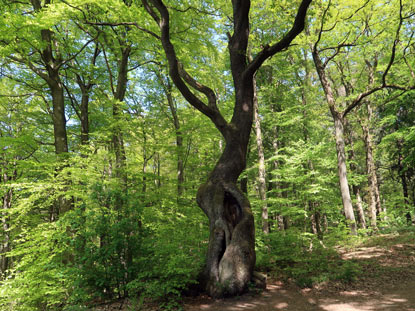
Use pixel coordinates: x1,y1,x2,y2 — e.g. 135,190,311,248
97,232,415,311
184,233,415,311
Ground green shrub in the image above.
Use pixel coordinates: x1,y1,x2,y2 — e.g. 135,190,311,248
256,228,361,288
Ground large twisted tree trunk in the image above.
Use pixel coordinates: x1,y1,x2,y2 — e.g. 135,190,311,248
197,113,255,297
142,0,311,297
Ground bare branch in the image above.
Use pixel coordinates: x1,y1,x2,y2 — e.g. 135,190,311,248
344,0,371,20
58,36,97,69
85,21,161,39
62,80,82,121
382,0,403,86
342,84,414,118
314,0,332,53
127,60,159,72
100,45,115,95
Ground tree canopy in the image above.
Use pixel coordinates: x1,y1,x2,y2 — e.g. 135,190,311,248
0,0,414,309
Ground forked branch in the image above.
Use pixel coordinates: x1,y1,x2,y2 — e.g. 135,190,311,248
342,0,414,118
245,0,312,79
141,0,228,136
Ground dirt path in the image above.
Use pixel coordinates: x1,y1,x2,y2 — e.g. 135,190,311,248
184,241,415,311
184,279,415,311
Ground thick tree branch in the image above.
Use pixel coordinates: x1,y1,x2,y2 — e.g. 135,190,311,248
142,0,228,136
245,0,312,79
177,63,217,110
100,45,115,95
228,0,251,81
382,0,403,86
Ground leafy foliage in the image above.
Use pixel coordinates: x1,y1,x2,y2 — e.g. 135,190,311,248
0,0,414,309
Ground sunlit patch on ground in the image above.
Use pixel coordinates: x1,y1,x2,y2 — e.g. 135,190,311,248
183,238,415,311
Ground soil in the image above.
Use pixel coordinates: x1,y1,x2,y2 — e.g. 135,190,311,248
95,234,415,311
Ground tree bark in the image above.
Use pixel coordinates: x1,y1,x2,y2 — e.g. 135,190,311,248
74,46,99,147
270,108,285,231
50,78,69,154
361,122,378,229
344,122,367,230
112,46,130,183
362,105,382,216
196,126,255,297
333,113,357,234
158,73,184,197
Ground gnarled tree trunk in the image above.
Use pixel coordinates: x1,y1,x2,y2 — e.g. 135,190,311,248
142,0,312,297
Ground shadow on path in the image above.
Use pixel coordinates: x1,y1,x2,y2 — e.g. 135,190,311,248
184,241,415,311
185,280,415,311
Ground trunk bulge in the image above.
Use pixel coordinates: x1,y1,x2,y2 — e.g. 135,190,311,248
197,135,255,297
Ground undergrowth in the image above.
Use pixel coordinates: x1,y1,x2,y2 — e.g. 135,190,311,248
255,227,415,289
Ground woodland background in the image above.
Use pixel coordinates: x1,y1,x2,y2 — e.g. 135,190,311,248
0,0,414,310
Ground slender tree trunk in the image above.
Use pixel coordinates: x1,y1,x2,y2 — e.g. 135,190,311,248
79,91,90,146
333,114,357,234
270,103,285,231
365,66,383,218
164,78,184,197
312,49,357,235
1,185,12,276
0,155,17,276
252,73,268,234
361,122,378,229
360,103,382,222
142,128,149,194
397,141,412,224
50,81,69,154
72,46,99,147
345,124,367,230
400,169,411,224
112,46,130,183
353,185,366,229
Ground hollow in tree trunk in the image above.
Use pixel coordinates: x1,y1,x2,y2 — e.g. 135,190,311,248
197,132,255,297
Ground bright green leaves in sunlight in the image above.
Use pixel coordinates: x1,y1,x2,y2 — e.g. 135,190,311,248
1,0,415,309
